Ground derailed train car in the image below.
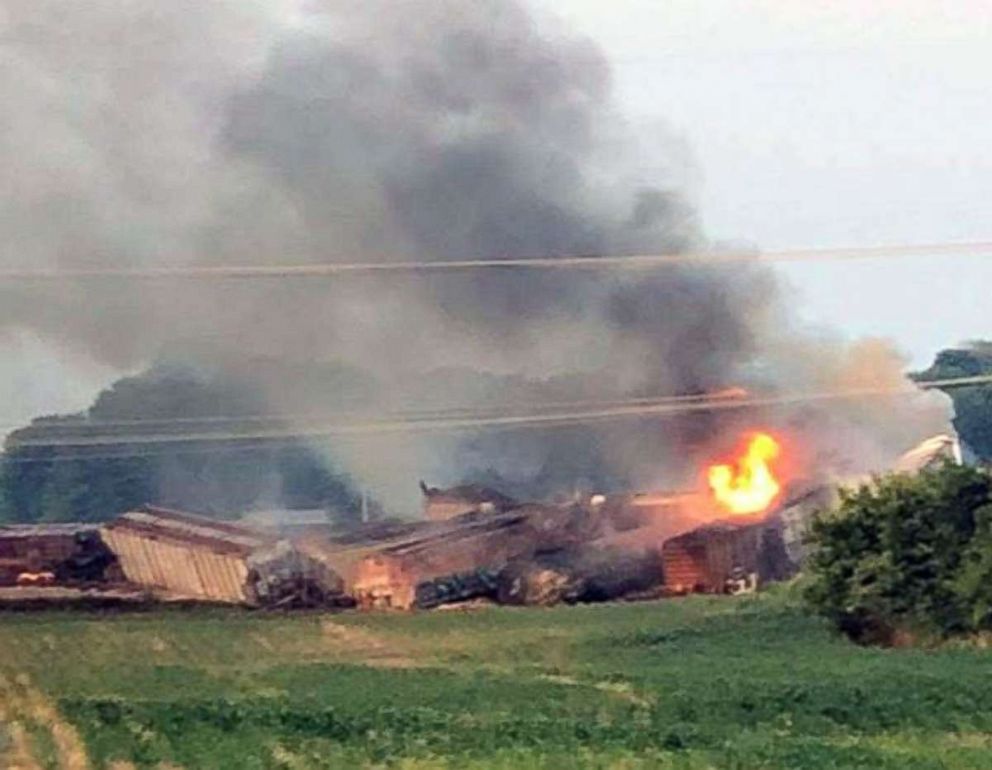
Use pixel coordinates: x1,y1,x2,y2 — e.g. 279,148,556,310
352,504,603,610
661,517,797,594
102,506,345,606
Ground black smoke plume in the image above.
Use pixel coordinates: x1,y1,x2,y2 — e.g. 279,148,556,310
0,1,949,513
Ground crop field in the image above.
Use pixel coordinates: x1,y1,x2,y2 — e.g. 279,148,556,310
3,590,992,769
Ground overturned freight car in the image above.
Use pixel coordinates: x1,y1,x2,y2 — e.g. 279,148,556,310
353,504,602,610
102,507,272,603
102,506,345,606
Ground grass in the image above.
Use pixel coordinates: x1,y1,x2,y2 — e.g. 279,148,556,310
3,590,992,768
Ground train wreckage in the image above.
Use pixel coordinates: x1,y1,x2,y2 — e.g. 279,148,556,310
0,434,960,611
0,488,811,611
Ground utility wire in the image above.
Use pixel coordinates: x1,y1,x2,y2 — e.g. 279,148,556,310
0,240,989,282
3,374,984,454
0,387,754,434
0,438,338,466
0,374,982,435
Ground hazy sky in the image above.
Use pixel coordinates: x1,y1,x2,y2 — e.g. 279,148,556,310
551,0,991,366
1,1,989,432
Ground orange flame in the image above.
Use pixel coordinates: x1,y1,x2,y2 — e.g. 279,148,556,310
707,432,782,515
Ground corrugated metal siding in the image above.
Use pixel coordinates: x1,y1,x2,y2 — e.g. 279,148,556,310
102,527,250,603
662,525,764,593
662,544,710,592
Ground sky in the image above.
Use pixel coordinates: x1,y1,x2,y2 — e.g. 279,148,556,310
1,0,990,432
550,0,992,366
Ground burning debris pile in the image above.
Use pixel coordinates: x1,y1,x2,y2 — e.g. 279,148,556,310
350,503,600,610
305,427,845,610
497,545,664,606
0,429,968,611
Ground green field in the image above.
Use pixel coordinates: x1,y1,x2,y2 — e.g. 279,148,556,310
3,591,992,769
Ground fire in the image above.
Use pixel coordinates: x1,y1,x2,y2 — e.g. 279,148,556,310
707,432,782,515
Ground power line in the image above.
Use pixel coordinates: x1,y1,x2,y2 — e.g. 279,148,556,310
0,440,307,466
3,374,984,454
0,240,989,282
0,374,981,439
0,387,754,434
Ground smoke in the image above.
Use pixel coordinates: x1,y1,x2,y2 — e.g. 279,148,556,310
763,336,952,479
0,0,950,512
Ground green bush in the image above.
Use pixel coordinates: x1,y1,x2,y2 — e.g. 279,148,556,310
805,463,992,643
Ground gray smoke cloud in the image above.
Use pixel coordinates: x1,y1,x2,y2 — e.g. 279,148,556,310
0,0,950,512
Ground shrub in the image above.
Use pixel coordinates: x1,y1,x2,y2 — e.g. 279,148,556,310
805,463,992,643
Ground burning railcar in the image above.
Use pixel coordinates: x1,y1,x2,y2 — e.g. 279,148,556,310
661,518,796,594
353,504,601,609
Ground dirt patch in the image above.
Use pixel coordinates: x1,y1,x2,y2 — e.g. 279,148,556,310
320,620,388,650
592,680,654,708
320,621,421,669
536,673,653,708
251,633,276,652
150,636,170,653
0,673,91,770
432,599,495,612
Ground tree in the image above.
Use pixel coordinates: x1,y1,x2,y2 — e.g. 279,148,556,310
805,463,992,643
914,342,992,459
0,365,364,523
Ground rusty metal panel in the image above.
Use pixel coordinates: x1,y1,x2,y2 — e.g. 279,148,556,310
184,547,208,597
144,539,170,590
194,551,220,598
189,549,213,597
100,529,126,578
197,551,226,601
138,535,162,588
192,551,218,600
168,543,197,595
230,557,249,602
185,549,244,603
208,552,235,600
215,552,246,602
133,535,160,588
177,542,203,596
103,530,145,586
147,540,172,591
122,532,148,586
222,553,244,602
203,551,231,600
115,531,144,586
